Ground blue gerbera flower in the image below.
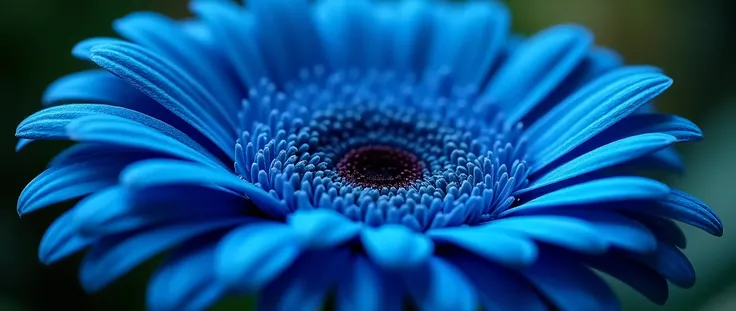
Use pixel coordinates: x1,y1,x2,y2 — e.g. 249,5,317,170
16,0,723,310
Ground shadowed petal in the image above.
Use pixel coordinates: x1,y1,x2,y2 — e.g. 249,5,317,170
427,227,537,268
402,257,478,311
337,256,404,311
361,225,434,270
287,209,361,249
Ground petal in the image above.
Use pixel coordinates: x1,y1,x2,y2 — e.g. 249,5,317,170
425,1,509,87
89,42,235,155
42,70,146,106
487,216,609,254
647,190,723,236
66,115,222,168
314,0,375,69
113,12,241,108
147,242,226,311
450,255,547,311
629,242,695,288
582,253,669,305
337,256,404,311
389,0,435,73
525,66,660,140
522,133,677,193
628,214,686,249
259,249,350,311
572,211,657,253
531,69,672,171
249,0,326,83
481,24,592,125
190,1,268,87
16,104,221,166
18,158,126,215
74,185,244,237
287,209,361,249
38,209,93,265
79,218,246,292
360,224,434,270
427,227,537,268
215,223,300,292
523,251,619,311
402,257,478,311
506,177,671,216
119,159,290,217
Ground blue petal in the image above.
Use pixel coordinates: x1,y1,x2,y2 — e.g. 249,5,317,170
71,37,124,59
314,0,375,69
583,253,669,305
486,215,609,254
506,177,671,216
119,159,290,217
89,42,235,155
249,0,326,83
216,223,300,292
530,68,672,171
16,104,221,167
360,224,434,270
630,214,686,249
629,242,695,288
523,251,620,311
402,257,478,311
66,115,222,168
190,1,268,87
571,211,657,253
427,226,537,268
74,185,245,237
79,218,246,292
259,249,350,311
450,255,547,311
113,11,241,109
48,143,153,167
17,157,128,215
425,1,509,87
337,256,404,311
43,70,147,106
525,66,660,140
390,0,435,73
147,243,226,311
523,133,677,193
482,24,592,125
287,209,361,249
38,209,94,265
647,190,723,236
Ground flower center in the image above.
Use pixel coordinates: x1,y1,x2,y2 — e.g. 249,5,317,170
337,145,424,188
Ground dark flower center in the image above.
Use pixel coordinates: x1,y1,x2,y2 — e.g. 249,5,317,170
337,145,424,188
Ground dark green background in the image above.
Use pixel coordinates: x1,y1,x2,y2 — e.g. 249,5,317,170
2,1,734,310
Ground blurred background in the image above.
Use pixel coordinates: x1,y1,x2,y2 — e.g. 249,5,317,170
1,0,734,310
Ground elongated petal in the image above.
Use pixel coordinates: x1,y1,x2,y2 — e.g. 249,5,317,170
482,24,592,125
486,216,609,254
361,225,434,270
113,12,241,108
89,42,235,154
337,256,404,311
571,211,657,253
450,255,547,311
18,158,126,215
531,70,673,170
506,177,671,216
259,250,350,311
287,209,361,249
523,252,619,311
402,257,478,311
16,104,220,166
523,133,677,193
215,223,300,292
119,159,289,217
67,115,222,168
427,227,537,268
583,253,669,305
38,209,93,265
646,190,723,236
147,243,226,311
629,242,695,288
190,1,268,87
43,70,146,106
79,218,246,292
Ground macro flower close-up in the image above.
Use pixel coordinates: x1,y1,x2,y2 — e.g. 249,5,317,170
13,0,724,310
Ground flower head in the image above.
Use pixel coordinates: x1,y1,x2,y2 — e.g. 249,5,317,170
17,0,722,310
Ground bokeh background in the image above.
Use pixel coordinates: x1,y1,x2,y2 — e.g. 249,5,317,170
1,0,734,310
